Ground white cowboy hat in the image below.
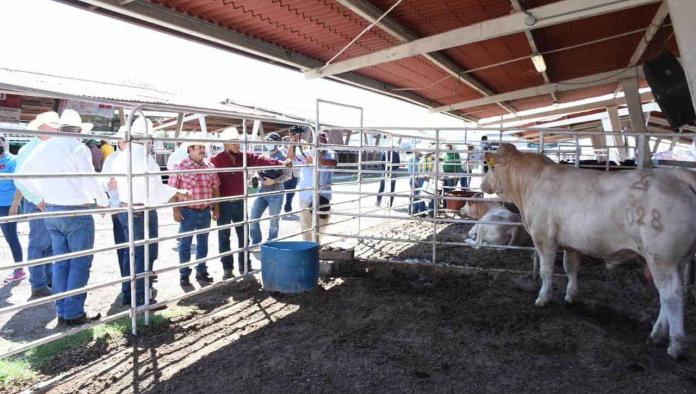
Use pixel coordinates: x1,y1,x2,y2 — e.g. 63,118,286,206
218,126,240,142
113,117,153,141
27,111,60,130
180,133,211,150
59,109,93,133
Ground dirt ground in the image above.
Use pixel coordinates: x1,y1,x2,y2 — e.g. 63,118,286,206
5,217,696,394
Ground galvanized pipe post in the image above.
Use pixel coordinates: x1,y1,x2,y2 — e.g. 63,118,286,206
142,113,152,326
125,107,139,336
432,129,440,265
575,134,580,168
242,119,249,275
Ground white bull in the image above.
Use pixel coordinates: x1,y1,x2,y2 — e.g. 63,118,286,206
481,143,696,358
460,201,524,246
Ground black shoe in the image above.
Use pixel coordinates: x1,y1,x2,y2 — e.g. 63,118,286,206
195,272,214,283
149,274,158,283
30,287,52,299
57,316,64,326
63,313,101,326
180,276,192,287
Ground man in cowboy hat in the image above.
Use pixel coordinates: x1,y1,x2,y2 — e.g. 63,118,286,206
168,134,220,286
18,109,108,326
6,112,59,295
286,129,337,242
209,127,291,279
109,117,189,306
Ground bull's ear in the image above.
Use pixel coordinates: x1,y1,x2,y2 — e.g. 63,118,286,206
498,143,517,155
484,152,506,167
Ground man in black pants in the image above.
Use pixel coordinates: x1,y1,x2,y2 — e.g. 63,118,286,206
376,149,400,207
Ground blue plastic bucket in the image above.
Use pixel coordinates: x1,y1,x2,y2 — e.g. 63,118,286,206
261,241,320,294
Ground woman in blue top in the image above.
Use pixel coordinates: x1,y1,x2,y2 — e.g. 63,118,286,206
0,134,24,282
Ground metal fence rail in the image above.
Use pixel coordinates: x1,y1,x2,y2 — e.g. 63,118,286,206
0,95,692,360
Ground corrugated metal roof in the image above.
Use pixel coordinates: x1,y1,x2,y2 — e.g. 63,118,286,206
64,0,674,120
0,67,305,124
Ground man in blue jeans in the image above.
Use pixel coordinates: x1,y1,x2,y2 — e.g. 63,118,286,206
250,133,291,246
18,109,108,326
210,127,290,278
169,137,220,286
9,112,59,297
111,118,184,305
0,134,23,284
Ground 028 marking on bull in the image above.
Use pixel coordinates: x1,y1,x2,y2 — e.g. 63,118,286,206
625,206,663,232
631,173,652,191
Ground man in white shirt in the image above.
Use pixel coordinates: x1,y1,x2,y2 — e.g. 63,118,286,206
110,117,187,307
18,109,108,326
287,129,337,242
100,133,129,303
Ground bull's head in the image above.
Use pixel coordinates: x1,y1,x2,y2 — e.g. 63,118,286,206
481,143,516,200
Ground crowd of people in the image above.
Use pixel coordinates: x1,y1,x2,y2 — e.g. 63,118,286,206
384,137,490,216
1,110,489,327
0,112,338,327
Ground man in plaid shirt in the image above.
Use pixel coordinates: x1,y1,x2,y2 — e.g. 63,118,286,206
168,140,221,287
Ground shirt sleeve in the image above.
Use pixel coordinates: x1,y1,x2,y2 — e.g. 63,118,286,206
16,149,43,199
211,171,221,189
147,156,178,204
249,153,281,167
168,164,181,188
74,145,109,207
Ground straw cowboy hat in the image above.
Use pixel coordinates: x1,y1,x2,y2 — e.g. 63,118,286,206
27,111,60,130
59,109,93,133
218,126,241,143
180,133,212,150
113,117,153,141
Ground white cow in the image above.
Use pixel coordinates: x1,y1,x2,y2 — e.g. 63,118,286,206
481,143,696,358
460,201,524,246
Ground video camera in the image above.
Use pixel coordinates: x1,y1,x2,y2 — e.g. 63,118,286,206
289,125,306,134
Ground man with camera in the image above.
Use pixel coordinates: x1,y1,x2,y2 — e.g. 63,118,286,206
249,132,291,246
286,127,338,242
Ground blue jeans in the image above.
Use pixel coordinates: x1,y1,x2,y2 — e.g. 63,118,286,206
283,176,298,212
443,177,457,193
23,201,52,290
410,178,425,215
0,205,23,268
118,211,158,303
218,200,249,272
111,215,128,293
44,205,94,319
178,207,211,277
460,175,469,189
250,194,283,245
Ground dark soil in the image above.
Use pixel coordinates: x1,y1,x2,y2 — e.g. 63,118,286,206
5,221,696,394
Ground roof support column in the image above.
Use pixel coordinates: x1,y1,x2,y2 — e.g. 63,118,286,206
667,0,696,115
621,78,651,168
605,106,628,161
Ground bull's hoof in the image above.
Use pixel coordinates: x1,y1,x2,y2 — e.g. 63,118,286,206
534,297,551,307
563,294,575,304
646,335,666,346
668,338,687,360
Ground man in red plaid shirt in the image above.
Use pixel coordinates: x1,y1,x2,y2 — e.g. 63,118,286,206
168,140,221,287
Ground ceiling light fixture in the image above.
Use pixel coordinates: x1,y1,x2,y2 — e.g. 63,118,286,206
531,52,547,73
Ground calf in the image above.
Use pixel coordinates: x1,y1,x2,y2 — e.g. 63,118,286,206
482,143,696,358
460,201,526,246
